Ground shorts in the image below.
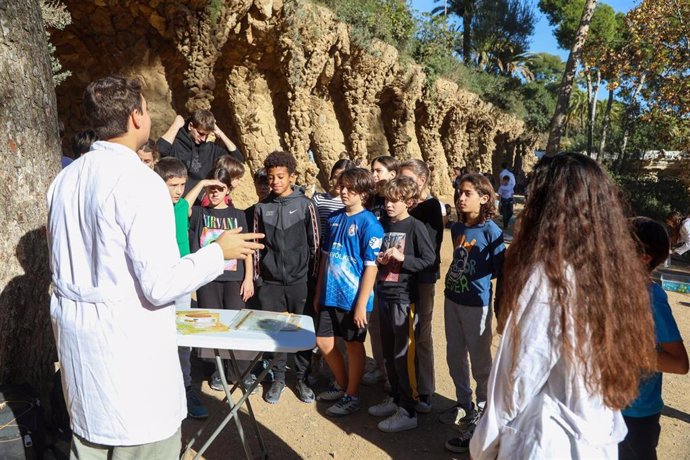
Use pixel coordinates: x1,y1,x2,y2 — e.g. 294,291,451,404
316,306,370,343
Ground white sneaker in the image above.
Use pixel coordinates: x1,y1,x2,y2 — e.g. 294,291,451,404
378,407,417,433
316,383,345,402
361,368,385,385
368,397,398,417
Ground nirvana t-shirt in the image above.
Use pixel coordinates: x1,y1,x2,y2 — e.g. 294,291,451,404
320,209,383,312
189,206,247,282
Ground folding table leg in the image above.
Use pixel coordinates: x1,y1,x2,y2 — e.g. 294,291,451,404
181,351,276,460
228,350,268,459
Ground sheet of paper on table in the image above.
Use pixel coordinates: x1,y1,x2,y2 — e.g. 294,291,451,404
227,309,302,332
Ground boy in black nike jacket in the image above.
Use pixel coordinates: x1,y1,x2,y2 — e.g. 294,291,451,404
253,151,320,404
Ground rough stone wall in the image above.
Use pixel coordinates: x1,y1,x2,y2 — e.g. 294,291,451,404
51,0,535,204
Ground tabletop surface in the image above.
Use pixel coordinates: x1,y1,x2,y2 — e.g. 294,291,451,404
176,308,316,353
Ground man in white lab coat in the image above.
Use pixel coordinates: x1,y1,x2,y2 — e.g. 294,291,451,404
47,75,262,459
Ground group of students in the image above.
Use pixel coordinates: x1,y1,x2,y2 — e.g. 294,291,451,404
145,137,689,458
51,75,688,460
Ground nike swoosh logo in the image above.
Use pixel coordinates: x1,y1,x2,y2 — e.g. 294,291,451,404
289,209,297,214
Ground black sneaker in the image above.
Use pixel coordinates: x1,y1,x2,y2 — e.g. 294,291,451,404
295,380,315,404
264,380,285,404
444,429,473,453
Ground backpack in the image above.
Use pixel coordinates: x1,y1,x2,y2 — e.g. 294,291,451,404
0,383,44,460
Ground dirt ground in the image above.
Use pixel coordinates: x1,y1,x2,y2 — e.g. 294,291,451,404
183,224,690,460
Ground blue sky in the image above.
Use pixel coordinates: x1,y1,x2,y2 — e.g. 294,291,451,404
410,0,640,60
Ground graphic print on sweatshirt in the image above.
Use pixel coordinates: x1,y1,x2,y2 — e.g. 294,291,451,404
445,234,477,293
199,214,239,271
378,232,406,282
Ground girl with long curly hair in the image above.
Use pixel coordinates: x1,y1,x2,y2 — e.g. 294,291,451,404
469,152,657,459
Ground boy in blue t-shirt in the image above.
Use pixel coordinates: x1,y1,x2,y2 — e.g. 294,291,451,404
443,174,504,454
619,217,689,460
313,168,384,416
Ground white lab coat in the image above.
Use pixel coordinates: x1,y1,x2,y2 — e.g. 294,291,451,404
470,268,626,459
47,141,224,445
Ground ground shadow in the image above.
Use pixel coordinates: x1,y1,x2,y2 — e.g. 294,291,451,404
310,364,469,460
662,405,690,424
181,356,302,459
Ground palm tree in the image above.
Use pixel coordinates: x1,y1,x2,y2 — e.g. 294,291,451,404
433,0,475,64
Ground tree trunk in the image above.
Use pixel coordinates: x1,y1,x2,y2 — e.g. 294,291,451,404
0,0,61,405
619,74,646,163
587,68,601,156
597,86,615,160
462,0,473,65
545,0,598,156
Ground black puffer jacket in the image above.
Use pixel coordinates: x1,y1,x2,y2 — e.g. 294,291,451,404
253,188,320,285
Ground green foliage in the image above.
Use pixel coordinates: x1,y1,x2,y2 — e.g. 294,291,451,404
525,52,565,83
209,0,223,23
472,0,536,75
613,172,690,221
40,0,71,86
520,81,557,132
316,0,416,51
539,0,617,53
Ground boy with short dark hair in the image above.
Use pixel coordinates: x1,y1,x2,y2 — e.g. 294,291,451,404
253,151,320,404
619,217,689,459
154,157,208,420
313,168,384,416
367,176,435,432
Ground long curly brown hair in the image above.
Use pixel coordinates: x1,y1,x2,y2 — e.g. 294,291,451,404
498,152,656,410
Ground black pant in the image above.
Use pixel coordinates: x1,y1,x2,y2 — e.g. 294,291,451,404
619,413,661,460
500,198,513,229
257,283,311,382
379,299,419,415
197,280,245,310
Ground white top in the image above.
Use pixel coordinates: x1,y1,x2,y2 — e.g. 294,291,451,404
497,184,514,200
499,169,516,190
674,217,690,255
470,268,626,460
47,141,225,446
177,308,316,352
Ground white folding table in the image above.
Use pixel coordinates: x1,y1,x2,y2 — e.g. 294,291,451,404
177,308,315,460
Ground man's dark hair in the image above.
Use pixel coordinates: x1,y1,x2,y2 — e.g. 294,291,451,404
189,109,216,132
154,157,188,182
84,76,143,140
338,168,375,204
71,130,97,157
501,162,509,169
631,217,671,271
264,151,297,174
